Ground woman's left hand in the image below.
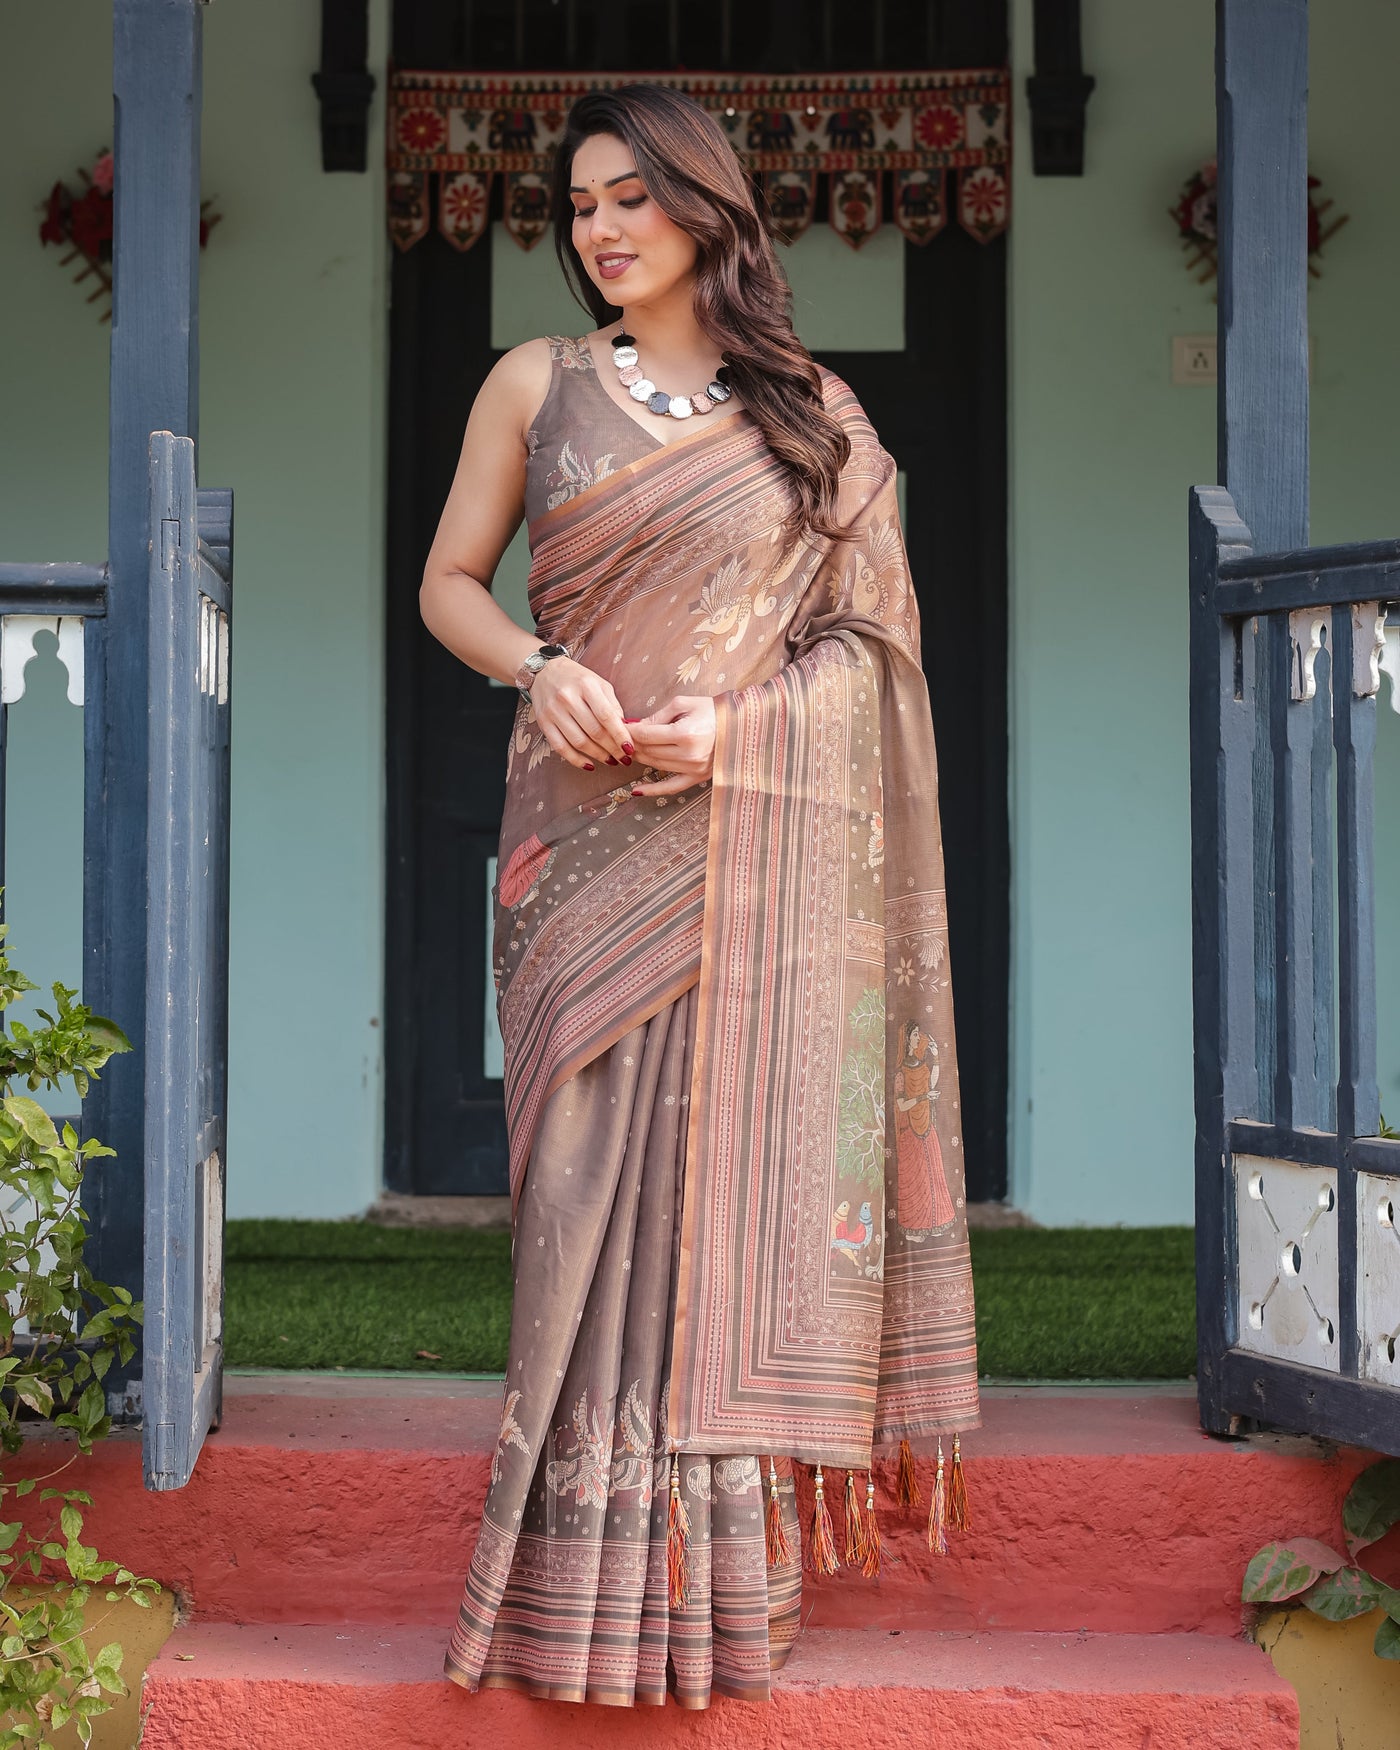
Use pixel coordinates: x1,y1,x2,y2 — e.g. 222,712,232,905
625,695,717,797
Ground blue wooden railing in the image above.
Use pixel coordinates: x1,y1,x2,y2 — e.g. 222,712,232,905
1193,0,1400,1454
0,1,232,1490
1191,498,1400,1450
143,433,233,1489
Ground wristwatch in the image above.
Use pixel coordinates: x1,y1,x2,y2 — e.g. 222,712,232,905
515,642,570,702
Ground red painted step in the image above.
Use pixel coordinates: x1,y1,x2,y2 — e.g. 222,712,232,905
17,1379,1379,1638
137,1622,1299,1750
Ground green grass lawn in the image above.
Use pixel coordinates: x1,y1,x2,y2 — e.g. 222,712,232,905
224,1220,1195,1380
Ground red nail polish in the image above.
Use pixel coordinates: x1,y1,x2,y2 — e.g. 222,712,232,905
623,717,639,723
631,788,643,797
607,757,619,766
622,743,635,756
622,756,633,767
584,762,595,771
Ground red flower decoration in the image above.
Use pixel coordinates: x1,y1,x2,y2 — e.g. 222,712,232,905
40,147,218,320
398,107,446,154
39,183,67,246
69,186,113,260
1173,160,1331,259
916,104,965,152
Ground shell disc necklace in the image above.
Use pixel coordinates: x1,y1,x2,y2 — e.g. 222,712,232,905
610,330,732,420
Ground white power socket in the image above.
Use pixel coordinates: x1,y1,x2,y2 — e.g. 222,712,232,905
1172,334,1217,384
1172,333,1315,385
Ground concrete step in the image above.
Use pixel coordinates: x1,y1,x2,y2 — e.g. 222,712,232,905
18,1379,1383,1635
137,1622,1300,1749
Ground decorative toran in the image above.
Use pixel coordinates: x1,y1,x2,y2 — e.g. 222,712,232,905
386,69,1011,254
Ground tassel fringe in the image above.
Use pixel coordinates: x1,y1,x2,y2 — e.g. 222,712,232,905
765,1456,793,1567
861,1472,883,1579
949,1432,970,1532
773,1436,965,1584
805,1465,840,1576
896,1436,921,1508
842,1469,863,1566
926,1440,948,1556
667,1455,692,1608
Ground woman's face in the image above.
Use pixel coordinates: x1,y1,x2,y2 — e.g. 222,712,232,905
907,1025,925,1057
568,131,698,309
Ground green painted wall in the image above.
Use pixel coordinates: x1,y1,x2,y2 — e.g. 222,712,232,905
1,1,1395,1226
0,0,390,1217
1007,0,1400,1224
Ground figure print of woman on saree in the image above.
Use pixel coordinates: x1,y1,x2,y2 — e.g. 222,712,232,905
894,1019,958,1240
419,81,979,1711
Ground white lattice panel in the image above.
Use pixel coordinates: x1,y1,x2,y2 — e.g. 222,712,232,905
1358,1173,1400,1384
1235,1155,1340,1369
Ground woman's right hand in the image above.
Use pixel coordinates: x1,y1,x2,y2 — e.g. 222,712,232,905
528,658,633,772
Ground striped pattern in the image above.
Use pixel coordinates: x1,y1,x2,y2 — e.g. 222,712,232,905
447,989,802,1706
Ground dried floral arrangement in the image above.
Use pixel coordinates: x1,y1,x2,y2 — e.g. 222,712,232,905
39,149,220,322
1171,157,1348,285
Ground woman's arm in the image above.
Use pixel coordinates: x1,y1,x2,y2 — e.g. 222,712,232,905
419,343,630,769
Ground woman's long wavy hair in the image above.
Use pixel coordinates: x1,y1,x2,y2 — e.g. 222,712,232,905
551,84,851,540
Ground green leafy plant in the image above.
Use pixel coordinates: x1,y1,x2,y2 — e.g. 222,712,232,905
1244,1458,1400,1660
0,922,155,1746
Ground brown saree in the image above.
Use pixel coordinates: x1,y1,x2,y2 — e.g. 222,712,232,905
446,338,978,1707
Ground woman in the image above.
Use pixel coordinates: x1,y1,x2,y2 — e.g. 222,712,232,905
420,83,978,1710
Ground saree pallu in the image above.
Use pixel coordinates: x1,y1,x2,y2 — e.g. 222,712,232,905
447,369,978,1706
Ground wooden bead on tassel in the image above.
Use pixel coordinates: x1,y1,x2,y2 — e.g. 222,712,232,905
805,1464,840,1575
926,1439,948,1556
949,1431,970,1532
842,1469,863,1566
861,1472,883,1579
896,1436,921,1507
667,1454,692,1608
765,1455,793,1567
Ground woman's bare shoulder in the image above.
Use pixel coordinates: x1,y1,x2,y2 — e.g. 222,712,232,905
479,341,549,413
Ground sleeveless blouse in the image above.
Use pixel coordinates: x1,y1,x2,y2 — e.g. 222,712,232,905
524,335,671,527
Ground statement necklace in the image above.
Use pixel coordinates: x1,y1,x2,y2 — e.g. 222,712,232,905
610,330,732,420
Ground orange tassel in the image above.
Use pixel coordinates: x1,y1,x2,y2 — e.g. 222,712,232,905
667,1455,692,1608
949,1432,969,1533
765,1456,793,1567
927,1440,948,1556
896,1436,921,1508
805,1465,840,1576
861,1472,883,1579
843,1469,863,1565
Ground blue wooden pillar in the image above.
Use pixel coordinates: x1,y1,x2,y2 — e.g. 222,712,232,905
84,0,205,1405
1216,0,1309,553
1216,0,1329,1137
